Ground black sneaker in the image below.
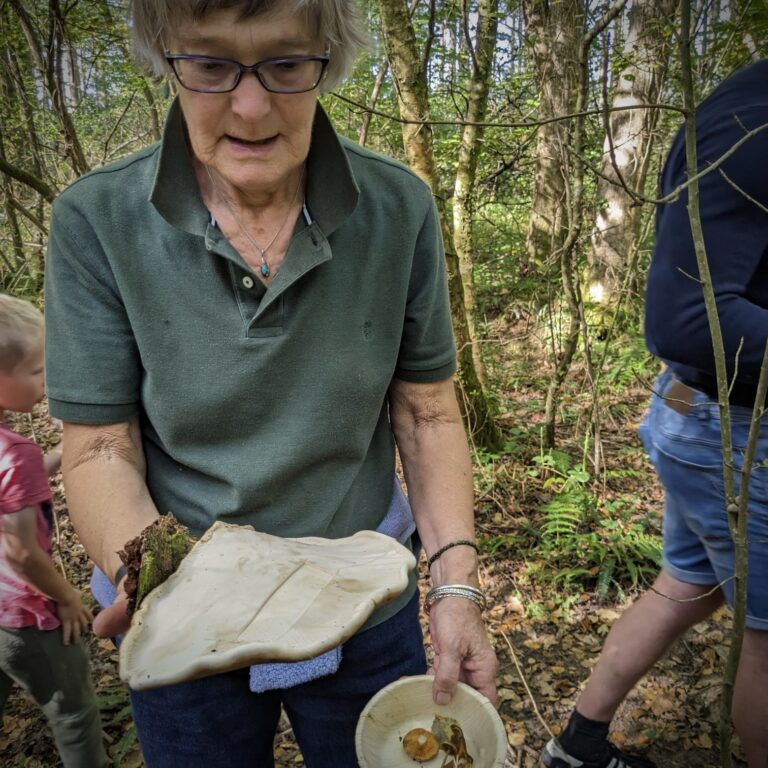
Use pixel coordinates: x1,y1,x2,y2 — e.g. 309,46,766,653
541,738,657,767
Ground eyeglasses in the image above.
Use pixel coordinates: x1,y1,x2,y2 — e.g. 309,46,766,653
165,53,330,94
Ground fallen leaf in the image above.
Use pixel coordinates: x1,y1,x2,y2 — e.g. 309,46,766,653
596,608,621,622
696,733,713,749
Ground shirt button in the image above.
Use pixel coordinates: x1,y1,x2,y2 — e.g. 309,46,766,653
242,275,254,289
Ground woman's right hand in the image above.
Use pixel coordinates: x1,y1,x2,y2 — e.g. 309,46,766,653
57,588,93,645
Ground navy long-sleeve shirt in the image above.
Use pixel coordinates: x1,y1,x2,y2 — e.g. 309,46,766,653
645,60,768,406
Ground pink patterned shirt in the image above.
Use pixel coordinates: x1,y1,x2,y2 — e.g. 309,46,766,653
0,423,60,630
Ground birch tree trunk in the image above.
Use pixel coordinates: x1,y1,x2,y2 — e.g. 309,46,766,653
378,0,502,449
587,0,677,307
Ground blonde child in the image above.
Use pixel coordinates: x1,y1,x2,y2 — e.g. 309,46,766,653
0,294,107,767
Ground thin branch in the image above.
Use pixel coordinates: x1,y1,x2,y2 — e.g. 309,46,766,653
7,196,48,233
0,155,57,202
461,0,478,73
421,0,436,73
562,121,768,207
647,577,733,602
719,168,768,215
499,628,555,740
101,90,135,163
329,90,686,130
661,121,768,203
674,266,703,284
583,0,628,50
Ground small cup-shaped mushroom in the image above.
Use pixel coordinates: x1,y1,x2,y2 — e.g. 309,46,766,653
402,727,440,762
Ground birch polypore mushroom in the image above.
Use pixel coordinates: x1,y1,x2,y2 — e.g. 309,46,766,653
120,521,416,690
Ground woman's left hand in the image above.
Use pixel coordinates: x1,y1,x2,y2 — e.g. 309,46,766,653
428,596,498,706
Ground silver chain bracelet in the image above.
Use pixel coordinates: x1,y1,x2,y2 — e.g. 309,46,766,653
424,584,487,613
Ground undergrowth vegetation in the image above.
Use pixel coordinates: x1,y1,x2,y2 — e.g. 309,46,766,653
473,301,663,613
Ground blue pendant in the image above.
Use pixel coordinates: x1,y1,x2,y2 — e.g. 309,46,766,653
261,263,270,278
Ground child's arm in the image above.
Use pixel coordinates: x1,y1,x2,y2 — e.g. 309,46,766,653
1,506,92,644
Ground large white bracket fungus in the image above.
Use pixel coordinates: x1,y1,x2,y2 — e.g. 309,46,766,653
120,522,416,690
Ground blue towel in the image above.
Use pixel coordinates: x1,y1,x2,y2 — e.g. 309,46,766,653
91,477,415,693
91,564,118,609
248,644,343,692
376,477,416,543
90,567,123,647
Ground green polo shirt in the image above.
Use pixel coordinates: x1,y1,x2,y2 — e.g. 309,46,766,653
45,100,456,627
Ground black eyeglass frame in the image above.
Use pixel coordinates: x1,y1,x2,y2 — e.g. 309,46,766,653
164,52,331,94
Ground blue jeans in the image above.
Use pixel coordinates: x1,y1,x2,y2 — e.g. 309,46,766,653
640,370,768,629
129,590,426,767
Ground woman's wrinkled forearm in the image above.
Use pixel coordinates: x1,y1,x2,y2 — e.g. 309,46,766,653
389,377,479,585
62,417,159,585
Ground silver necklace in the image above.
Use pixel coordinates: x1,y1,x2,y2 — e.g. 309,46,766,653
205,164,304,279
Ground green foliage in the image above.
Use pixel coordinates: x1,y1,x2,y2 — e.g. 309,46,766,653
598,333,657,389
480,533,523,555
97,682,140,762
527,449,661,601
110,723,140,764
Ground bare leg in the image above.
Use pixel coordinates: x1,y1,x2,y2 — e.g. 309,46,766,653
576,569,723,722
733,628,768,767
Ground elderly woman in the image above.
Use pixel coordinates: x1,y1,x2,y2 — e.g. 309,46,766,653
44,0,497,765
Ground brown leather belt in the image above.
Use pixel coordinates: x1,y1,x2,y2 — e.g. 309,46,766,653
663,379,696,416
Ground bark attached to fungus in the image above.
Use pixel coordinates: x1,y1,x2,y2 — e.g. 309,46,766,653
118,515,195,615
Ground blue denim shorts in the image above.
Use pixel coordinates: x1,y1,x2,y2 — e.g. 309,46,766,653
639,370,768,629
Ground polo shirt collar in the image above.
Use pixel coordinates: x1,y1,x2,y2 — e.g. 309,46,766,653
305,104,359,234
150,99,358,238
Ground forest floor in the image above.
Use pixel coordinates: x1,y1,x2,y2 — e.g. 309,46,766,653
2,324,742,767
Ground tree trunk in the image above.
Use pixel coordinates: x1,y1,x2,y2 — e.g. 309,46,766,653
536,0,627,449
97,0,162,143
522,0,584,448
4,41,46,185
358,58,389,147
378,0,502,449
8,0,90,176
452,0,499,388
0,158,25,286
522,0,584,272
0,42,27,279
587,0,677,307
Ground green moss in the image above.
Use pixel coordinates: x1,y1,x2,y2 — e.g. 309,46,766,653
134,517,195,609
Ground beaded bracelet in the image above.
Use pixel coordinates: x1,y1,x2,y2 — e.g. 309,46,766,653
426,539,479,570
424,584,487,613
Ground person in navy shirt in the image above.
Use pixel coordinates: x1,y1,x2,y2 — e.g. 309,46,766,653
543,60,768,768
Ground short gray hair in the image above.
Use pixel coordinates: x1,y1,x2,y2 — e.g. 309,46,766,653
0,294,44,372
130,0,367,92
